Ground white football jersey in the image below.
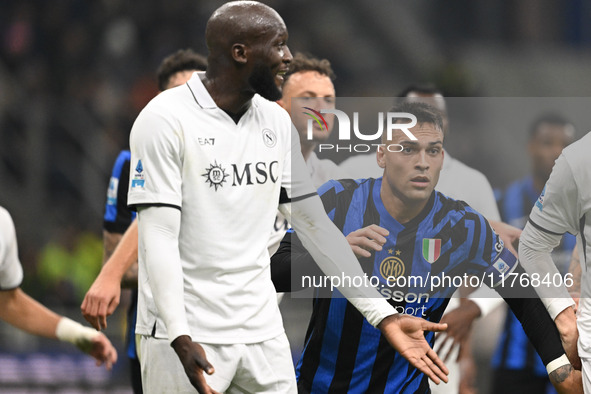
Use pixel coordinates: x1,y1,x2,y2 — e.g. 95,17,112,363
528,131,591,357
0,206,23,290
128,72,315,344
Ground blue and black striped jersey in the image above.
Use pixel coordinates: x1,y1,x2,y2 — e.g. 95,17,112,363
492,177,575,376
295,177,515,394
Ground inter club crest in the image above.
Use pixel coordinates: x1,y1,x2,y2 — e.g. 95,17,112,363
422,238,441,264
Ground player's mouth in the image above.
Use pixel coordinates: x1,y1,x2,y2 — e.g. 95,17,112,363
410,175,430,188
276,68,288,84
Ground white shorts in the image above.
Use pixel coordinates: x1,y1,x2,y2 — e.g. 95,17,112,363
138,333,297,394
582,357,591,394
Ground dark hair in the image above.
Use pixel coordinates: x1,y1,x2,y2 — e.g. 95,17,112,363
529,113,573,139
389,101,444,133
157,49,208,91
397,84,443,98
284,52,336,84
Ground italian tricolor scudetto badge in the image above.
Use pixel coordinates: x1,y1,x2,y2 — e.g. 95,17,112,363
422,238,441,264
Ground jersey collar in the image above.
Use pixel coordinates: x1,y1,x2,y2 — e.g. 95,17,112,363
186,72,217,109
185,72,260,113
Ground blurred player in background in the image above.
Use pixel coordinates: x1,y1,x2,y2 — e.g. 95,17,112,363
272,101,581,393
0,206,117,371
492,114,576,393
100,48,207,393
269,51,346,255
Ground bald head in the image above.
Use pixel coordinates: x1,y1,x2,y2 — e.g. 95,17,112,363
206,1,286,55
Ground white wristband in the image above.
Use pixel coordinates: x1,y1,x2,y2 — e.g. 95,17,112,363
546,354,570,375
56,317,99,351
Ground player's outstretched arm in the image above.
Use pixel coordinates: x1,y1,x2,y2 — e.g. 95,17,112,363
81,219,139,330
377,314,449,384
0,287,117,370
171,335,219,394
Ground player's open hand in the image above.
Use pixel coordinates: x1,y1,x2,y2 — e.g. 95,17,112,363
81,270,121,330
172,335,220,394
435,299,481,362
86,331,118,370
377,314,449,384
346,224,389,258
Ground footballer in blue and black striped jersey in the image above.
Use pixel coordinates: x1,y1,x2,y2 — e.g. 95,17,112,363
272,176,570,393
285,177,516,393
270,102,573,393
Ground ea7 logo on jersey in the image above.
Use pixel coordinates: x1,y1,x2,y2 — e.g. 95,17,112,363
199,137,215,146
202,161,229,191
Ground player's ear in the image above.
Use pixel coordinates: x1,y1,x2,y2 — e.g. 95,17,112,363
376,145,386,168
232,43,248,64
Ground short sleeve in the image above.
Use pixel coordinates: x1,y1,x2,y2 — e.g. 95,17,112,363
127,106,184,209
279,124,317,204
0,207,23,290
528,153,580,236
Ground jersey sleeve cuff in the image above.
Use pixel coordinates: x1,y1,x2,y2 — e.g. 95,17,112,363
545,298,575,321
546,354,569,375
166,322,192,345
350,297,398,328
468,288,504,318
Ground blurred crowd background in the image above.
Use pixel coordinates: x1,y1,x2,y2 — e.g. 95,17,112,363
1,0,591,392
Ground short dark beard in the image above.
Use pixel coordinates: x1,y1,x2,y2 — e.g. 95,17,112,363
249,63,282,101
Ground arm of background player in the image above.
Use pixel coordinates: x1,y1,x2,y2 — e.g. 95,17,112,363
270,231,323,292
519,222,579,368
280,198,450,384
82,220,139,330
1,287,117,369
103,221,139,288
